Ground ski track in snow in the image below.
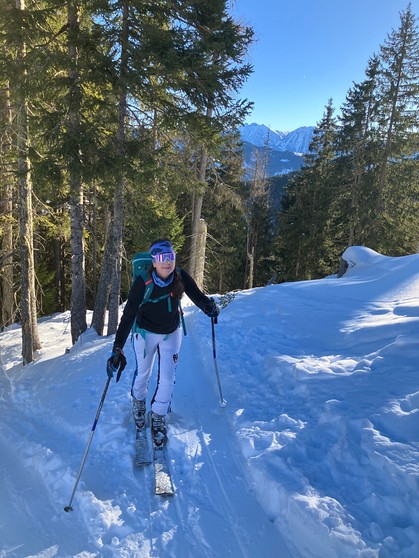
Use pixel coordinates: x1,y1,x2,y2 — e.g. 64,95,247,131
0,310,290,558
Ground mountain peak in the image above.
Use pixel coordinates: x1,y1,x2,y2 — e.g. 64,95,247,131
239,123,314,154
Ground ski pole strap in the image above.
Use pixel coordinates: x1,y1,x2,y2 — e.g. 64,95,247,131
116,352,127,382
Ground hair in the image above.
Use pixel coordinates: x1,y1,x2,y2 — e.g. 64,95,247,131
172,269,185,301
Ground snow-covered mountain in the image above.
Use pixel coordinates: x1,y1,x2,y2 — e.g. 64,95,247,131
239,123,315,177
239,123,314,154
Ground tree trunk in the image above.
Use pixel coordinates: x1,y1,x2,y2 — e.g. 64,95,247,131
0,82,14,328
69,182,87,344
189,148,208,284
194,219,207,290
189,106,212,280
107,186,124,335
91,182,98,300
107,0,129,335
16,0,40,362
53,237,63,310
16,86,37,363
91,208,111,335
247,244,254,289
68,0,87,344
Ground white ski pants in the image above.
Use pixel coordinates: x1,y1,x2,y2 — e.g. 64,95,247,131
131,327,182,416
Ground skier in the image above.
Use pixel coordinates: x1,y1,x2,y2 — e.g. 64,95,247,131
106,238,219,444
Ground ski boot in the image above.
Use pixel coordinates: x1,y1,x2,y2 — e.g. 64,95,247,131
150,412,167,446
132,398,146,429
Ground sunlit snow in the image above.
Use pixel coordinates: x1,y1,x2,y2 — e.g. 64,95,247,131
1,246,418,557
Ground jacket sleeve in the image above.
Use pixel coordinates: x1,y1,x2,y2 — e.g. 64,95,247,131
180,269,213,314
113,275,145,350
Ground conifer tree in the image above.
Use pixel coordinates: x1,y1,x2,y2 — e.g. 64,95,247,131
336,55,381,247
173,0,253,282
67,0,88,343
89,0,253,330
102,0,129,336
278,101,338,280
373,3,419,251
243,133,271,288
202,130,247,293
90,0,186,334
278,5,419,279
12,0,41,362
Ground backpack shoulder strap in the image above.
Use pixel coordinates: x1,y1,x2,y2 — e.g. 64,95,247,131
139,269,154,307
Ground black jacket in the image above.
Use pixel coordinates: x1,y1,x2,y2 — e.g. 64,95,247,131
114,268,212,350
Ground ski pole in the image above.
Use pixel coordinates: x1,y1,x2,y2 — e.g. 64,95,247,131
64,376,111,512
211,316,227,407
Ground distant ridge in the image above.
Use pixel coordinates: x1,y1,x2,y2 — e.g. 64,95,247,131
239,123,315,177
239,123,314,154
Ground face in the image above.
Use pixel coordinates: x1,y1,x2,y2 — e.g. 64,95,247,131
153,255,176,280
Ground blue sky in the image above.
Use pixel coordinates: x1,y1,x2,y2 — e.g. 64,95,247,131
231,0,419,131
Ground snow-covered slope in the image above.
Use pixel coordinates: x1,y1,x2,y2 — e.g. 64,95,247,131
1,246,418,557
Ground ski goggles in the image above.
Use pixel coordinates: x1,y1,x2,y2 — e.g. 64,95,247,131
152,251,176,263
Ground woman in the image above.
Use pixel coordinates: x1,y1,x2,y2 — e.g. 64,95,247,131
106,239,219,444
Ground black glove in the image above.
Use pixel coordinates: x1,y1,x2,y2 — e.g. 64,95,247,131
205,298,220,318
106,347,127,382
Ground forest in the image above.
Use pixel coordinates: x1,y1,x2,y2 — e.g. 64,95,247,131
0,1,418,364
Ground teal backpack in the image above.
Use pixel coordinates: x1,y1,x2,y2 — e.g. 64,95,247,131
131,251,186,335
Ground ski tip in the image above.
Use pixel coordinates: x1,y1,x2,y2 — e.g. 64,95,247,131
219,399,227,408
64,505,73,513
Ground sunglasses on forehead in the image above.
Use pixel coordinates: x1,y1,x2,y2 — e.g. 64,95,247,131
152,252,176,263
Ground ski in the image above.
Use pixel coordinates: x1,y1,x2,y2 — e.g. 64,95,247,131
152,439,174,496
135,426,151,466
135,421,174,496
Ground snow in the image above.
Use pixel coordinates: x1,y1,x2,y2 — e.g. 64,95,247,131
1,246,419,558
